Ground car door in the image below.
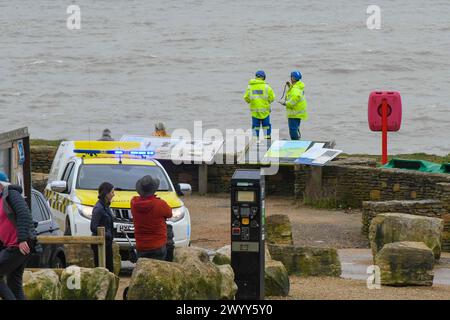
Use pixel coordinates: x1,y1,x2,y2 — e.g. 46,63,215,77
27,191,54,267
50,161,75,231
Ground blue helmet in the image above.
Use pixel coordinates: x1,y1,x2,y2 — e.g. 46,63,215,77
291,70,302,81
255,70,266,79
0,171,9,183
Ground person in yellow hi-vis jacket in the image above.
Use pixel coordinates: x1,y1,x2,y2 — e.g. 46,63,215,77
279,70,308,140
244,70,275,139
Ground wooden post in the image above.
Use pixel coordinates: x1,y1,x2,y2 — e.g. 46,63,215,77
97,227,106,268
199,164,208,195
305,166,323,202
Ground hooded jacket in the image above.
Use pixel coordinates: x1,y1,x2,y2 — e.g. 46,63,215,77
0,184,34,246
285,81,308,120
243,78,275,119
130,195,172,251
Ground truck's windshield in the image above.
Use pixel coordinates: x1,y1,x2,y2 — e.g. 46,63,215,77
76,164,172,191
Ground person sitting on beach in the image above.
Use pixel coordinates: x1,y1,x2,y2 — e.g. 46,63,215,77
152,122,170,137
98,128,114,141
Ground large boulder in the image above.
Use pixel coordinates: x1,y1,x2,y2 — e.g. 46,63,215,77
127,247,237,300
127,258,190,300
369,213,444,259
60,266,118,300
174,247,223,299
268,244,341,277
266,214,294,245
265,260,290,297
23,270,61,300
375,241,434,286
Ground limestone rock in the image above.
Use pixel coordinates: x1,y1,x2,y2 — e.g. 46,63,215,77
268,244,341,277
217,264,238,299
128,247,237,300
64,244,95,268
265,260,290,297
375,241,434,286
60,266,118,300
266,214,294,245
23,270,61,300
127,258,189,300
369,213,444,259
112,242,122,276
64,242,121,275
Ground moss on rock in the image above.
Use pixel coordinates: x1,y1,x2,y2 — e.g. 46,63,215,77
266,214,294,245
268,244,341,277
265,260,290,297
23,270,61,300
60,266,118,300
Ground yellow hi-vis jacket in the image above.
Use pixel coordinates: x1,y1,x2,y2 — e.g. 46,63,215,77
244,78,275,119
285,81,308,120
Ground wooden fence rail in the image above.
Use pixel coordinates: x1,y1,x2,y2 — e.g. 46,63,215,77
34,227,106,268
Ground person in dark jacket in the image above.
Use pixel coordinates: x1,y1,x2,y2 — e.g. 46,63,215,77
131,175,172,261
90,182,115,273
0,172,34,300
98,128,114,141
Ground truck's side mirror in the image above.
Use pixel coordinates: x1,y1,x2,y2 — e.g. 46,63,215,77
177,183,192,196
50,181,67,193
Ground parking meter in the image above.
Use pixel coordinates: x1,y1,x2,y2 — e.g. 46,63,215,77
230,169,265,300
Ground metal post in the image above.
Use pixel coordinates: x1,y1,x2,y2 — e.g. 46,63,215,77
381,99,388,165
97,227,106,268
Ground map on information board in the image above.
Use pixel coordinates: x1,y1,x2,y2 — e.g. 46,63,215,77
264,140,312,158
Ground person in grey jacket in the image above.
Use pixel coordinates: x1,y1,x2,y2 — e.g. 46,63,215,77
0,172,34,300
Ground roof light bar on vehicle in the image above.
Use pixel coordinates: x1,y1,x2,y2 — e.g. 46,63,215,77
73,149,155,157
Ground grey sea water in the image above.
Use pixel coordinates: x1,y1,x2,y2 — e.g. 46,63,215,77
0,0,449,155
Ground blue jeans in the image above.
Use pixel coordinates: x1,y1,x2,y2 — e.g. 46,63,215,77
252,116,271,138
288,118,301,140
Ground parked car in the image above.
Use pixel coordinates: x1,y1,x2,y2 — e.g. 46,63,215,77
26,189,66,268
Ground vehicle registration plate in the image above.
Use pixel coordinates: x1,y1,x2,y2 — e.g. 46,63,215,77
116,223,134,233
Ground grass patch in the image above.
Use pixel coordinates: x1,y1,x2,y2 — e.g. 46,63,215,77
30,139,63,147
340,153,450,164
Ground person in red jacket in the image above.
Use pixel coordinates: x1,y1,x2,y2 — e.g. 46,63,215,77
131,175,172,260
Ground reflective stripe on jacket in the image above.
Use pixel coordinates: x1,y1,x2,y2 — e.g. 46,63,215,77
244,78,275,119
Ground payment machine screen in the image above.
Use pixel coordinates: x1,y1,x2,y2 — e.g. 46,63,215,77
240,207,250,217
237,191,255,202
